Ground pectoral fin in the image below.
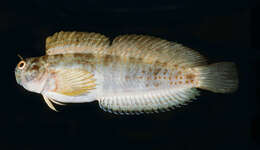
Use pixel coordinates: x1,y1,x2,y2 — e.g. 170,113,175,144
54,69,96,96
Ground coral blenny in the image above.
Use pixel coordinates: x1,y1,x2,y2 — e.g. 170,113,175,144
15,31,238,114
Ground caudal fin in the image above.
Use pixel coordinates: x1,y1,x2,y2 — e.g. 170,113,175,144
195,62,238,93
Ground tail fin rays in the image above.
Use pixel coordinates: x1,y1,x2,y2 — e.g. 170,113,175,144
195,62,238,93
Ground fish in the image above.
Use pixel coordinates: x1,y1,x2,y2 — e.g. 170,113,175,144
15,31,238,114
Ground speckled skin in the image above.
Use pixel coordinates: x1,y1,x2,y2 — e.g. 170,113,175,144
15,31,238,114
98,54,197,97
16,53,198,102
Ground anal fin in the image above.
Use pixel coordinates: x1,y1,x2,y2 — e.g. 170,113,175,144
98,88,200,115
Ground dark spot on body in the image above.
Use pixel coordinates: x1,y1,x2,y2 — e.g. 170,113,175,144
137,76,143,79
154,82,160,87
185,74,195,80
162,62,168,67
31,65,40,71
154,60,162,67
103,55,113,66
125,75,130,80
153,68,161,75
85,53,95,59
137,58,143,63
129,57,135,62
163,69,168,75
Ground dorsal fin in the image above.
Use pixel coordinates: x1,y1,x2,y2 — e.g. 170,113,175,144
46,32,207,68
45,31,110,55
107,34,207,68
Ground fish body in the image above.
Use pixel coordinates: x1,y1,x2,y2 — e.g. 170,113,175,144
15,31,238,114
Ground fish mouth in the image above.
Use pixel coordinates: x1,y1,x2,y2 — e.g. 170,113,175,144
15,69,23,86
15,74,22,86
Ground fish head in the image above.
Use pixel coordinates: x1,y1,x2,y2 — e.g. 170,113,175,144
15,57,48,93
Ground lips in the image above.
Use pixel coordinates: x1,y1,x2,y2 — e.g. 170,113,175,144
15,69,22,85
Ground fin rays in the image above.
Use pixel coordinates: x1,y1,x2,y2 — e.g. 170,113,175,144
42,94,66,111
98,88,200,115
46,31,110,55
46,32,207,68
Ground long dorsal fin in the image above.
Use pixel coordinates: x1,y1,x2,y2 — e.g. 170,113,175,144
107,34,207,68
46,32,207,68
45,31,110,55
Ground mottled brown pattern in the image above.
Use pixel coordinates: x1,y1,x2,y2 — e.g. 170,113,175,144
31,65,40,71
129,57,136,64
163,69,168,75
185,73,195,80
153,68,161,76
154,60,162,67
161,62,168,67
30,58,39,64
137,76,143,79
103,55,113,66
137,58,143,63
154,82,160,87
14,31,240,114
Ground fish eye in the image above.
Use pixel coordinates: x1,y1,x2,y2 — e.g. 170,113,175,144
18,61,26,69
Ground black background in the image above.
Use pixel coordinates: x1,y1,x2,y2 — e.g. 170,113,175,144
1,0,258,149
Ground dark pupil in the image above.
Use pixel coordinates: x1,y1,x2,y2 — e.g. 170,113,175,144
19,62,24,68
